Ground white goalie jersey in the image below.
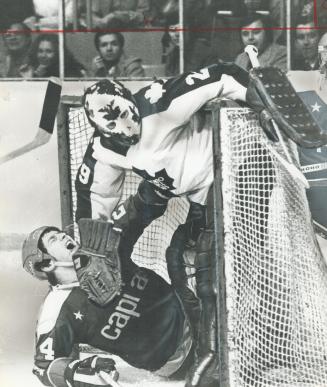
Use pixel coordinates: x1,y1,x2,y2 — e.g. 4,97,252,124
75,63,249,220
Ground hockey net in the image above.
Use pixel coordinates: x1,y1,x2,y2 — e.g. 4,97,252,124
220,108,327,386
59,99,327,385
58,99,189,283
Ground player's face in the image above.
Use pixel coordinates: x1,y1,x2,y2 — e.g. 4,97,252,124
241,20,266,54
296,24,319,61
168,23,181,47
98,34,123,62
37,40,56,66
319,34,327,66
42,230,78,263
96,102,141,147
85,89,141,147
3,23,30,52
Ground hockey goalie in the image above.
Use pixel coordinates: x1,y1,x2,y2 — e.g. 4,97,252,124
74,61,326,386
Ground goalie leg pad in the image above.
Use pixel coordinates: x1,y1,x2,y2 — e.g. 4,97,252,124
248,67,327,148
195,229,216,299
186,228,218,386
166,224,200,339
195,229,217,355
185,201,207,244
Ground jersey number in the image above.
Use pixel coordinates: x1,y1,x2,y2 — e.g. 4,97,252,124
185,68,210,86
40,337,55,360
112,204,126,220
79,163,91,184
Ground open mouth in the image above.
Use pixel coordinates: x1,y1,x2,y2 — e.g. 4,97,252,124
66,240,76,250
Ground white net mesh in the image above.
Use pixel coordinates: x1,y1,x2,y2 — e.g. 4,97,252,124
221,108,327,386
66,104,189,282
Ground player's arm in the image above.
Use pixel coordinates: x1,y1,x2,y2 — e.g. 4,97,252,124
33,329,118,387
75,138,125,222
113,180,168,262
73,181,168,306
134,62,250,128
33,324,75,387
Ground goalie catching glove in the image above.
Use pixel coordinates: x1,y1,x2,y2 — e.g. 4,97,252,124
65,355,119,387
246,66,327,148
73,218,123,307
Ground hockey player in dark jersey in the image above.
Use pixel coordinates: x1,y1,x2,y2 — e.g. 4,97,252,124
74,63,273,386
21,210,207,387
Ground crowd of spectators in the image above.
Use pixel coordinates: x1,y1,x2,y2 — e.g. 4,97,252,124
0,0,324,79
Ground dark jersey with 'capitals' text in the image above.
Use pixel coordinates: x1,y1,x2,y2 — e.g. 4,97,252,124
33,262,185,384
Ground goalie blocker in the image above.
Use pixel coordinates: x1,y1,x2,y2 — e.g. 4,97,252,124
247,67,327,148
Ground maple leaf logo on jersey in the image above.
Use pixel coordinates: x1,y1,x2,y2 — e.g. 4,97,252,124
133,167,177,197
144,81,166,104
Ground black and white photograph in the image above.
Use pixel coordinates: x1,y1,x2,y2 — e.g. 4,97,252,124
1,1,327,387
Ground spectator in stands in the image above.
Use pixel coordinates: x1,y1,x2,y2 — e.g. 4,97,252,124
292,18,321,70
235,13,287,71
91,32,145,78
319,32,327,72
20,34,86,78
161,19,182,76
79,0,151,29
0,22,32,78
317,32,327,90
161,1,219,74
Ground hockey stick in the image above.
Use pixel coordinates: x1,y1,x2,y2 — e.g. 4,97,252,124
307,178,327,187
0,77,62,165
313,220,327,238
244,45,309,189
97,370,123,387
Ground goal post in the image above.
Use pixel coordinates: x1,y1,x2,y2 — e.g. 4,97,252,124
57,96,327,386
216,105,327,386
57,95,81,231
210,100,230,386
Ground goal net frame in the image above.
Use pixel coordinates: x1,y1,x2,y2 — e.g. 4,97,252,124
57,96,327,387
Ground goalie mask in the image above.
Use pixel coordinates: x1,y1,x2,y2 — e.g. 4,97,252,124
83,79,141,147
22,226,61,280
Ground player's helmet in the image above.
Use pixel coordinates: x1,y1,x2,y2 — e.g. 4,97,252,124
83,79,141,147
22,226,60,280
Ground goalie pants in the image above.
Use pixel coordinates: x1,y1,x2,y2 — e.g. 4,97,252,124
170,186,217,364
154,317,193,378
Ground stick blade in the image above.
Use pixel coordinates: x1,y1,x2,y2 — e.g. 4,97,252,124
39,77,62,134
0,78,62,165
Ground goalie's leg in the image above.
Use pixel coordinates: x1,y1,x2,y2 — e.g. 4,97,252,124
186,190,219,387
166,224,201,341
186,229,218,387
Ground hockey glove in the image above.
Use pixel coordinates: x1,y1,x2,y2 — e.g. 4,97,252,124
246,67,327,148
73,218,123,307
246,74,278,142
65,355,119,387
